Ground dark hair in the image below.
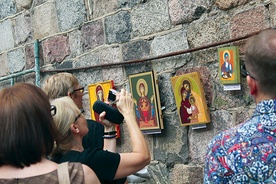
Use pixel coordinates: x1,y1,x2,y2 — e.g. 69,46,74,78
245,29,276,97
0,83,58,168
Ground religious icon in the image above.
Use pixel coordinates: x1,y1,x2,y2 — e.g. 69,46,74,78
218,46,241,84
170,72,210,126
88,80,121,138
129,71,164,134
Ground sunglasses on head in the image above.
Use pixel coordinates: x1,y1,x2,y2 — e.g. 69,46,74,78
240,63,258,81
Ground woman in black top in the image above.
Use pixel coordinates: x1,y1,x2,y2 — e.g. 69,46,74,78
51,89,150,183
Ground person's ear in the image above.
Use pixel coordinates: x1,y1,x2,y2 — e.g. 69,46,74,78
68,91,73,98
247,76,257,95
70,124,80,134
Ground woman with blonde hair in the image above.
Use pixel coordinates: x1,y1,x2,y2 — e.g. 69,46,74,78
51,89,150,183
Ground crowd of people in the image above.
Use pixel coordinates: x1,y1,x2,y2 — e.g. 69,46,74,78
0,28,275,183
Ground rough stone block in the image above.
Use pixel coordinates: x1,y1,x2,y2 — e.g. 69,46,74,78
13,11,33,46
170,164,203,184
75,52,99,68
187,15,230,48
122,39,150,61
151,29,189,56
270,2,276,27
132,0,170,37
189,110,237,163
93,0,117,18
55,0,86,32
102,67,124,84
215,0,249,10
68,30,83,58
0,20,15,53
15,0,32,11
230,6,270,38
169,0,211,24
42,35,70,64
153,111,189,164
0,0,17,19
118,0,143,8
81,20,104,51
0,53,9,77
33,2,58,39
25,42,45,69
98,46,120,64
105,11,132,44
147,162,170,183
7,48,25,74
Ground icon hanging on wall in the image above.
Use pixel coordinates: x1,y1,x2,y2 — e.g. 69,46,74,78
129,71,164,134
88,80,121,138
218,46,241,90
170,72,210,126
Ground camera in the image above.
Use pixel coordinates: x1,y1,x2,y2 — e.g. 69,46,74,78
108,89,117,103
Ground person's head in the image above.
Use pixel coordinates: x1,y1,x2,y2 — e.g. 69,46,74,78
96,85,104,101
139,83,145,94
224,52,229,62
0,83,57,168
189,96,196,105
42,72,84,109
51,96,88,154
182,80,191,93
181,87,188,100
245,29,276,99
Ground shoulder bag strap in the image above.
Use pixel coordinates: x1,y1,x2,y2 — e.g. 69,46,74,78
57,162,70,184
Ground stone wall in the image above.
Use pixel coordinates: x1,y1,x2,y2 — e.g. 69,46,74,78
0,0,275,183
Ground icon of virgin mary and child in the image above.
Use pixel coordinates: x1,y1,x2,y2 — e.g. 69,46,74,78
179,80,199,124
133,80,157,128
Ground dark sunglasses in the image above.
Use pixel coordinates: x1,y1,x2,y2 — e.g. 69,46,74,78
74,109,85,122
73,87,85,93
240,64,258,81
51,105,56,116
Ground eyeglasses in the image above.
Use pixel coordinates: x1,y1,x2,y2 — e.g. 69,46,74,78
240,64,258,81
51,105,56,116
74,109,85,122
73,87,84,93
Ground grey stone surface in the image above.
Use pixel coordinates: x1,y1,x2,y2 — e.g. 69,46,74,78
151,29,191,72
122,39,151,61
215,0,249,10
0,0,17,19
68,30,83,58
270,2,276,27
187,14,230,48
169,0,211,24
81,20,104,51
0,20,15,53
147,162,170,184
33,1,58,39
105,11,132,44
13,11,32,46
131,0,171,37
170,164,203,184
15,0,32,11
93,0,117,18
74,51,99,68
55,0,86,32
0,53,9,77
7,48,25,74
118,0,144,8
98,46,121,64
